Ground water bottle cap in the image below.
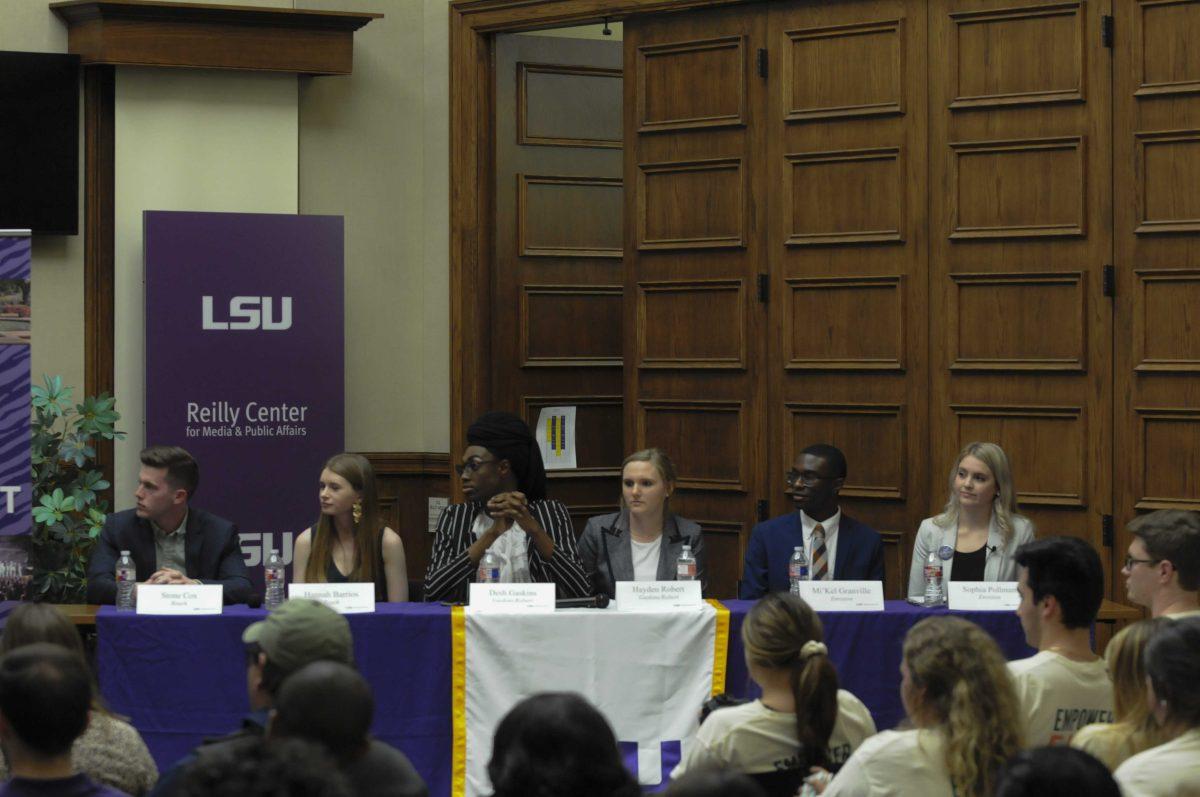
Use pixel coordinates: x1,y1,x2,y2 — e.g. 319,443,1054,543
681,544,691,553
119,550,130,556
269,549,279,555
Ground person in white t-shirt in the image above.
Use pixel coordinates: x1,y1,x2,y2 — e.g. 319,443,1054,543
1120,510,1200,619
1009,536,1113,747
670,593,876,783
820,617,1023,797
1114,617,1200,797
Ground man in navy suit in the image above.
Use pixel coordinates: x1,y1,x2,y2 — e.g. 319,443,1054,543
86,446,251,605
739,443,884,598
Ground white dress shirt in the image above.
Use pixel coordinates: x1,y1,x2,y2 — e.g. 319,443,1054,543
800,509,840,579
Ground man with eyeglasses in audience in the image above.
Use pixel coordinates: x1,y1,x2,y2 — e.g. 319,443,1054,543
1122,510,1200,619
740,444,883,598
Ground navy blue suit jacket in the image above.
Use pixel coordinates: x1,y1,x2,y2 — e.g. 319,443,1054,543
739,511,884,599
86,507,252,605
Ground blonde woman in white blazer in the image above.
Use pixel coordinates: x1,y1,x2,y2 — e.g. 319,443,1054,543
907,442,1035,601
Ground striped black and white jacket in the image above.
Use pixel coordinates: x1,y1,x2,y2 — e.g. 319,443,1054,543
422,499,589,602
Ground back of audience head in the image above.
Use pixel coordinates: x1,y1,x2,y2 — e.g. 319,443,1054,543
487,692,639,797
178,736,351,797
1124,510,1200,611
1106,618,1169,727
1014,536,1105,641
0,643,91,759
269,660,372,765
0,602,110,716
994,747,1120,797
901,616,1023,797
741,592,838,769
1143,615,1200,733
664,770,766,797
240,598,353,706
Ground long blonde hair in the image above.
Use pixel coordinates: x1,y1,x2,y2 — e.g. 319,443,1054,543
1106,619,1170,750
304,453,386,601
934,442,1026,544
903,617,1023,797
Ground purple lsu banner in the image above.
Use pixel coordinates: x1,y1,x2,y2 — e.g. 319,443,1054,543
0,234,32,596
144,212,344,591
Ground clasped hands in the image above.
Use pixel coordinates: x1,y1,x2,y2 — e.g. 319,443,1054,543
484,491,535,535
144,567,198,586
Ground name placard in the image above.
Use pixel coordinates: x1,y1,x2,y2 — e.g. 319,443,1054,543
615,581,703,611
796,581,885,612
948,582,1020,611
136,584,223,615
468,582,556,613
289,583,376,614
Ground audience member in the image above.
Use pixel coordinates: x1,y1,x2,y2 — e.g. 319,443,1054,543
907,442,1034,600
663,771,765,797
86,446,251,604
993,747,1120,797
268,661,427,797
424,411,589,602
0,644,126,797
579,448,706,598
1009,536,1113,746
1071,619,1171,769
822,616,1023,797
293,452,408,601
176,737,351,797
0,603,157,794
1121,510,1200,618
486,692,639,797
740,444,883,598
671,593,874,781
1113,617,1200,796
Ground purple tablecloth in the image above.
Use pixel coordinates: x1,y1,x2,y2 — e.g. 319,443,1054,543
96,600,1032,797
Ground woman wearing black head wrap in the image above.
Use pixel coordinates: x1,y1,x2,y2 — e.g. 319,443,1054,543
423,412,589,602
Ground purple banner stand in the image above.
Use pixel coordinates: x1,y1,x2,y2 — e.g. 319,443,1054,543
0,234,32,596
144,212,344,591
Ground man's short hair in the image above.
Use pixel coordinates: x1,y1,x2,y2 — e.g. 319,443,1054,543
179,737,351,797
0,643,91,756
271,661,372,764
1014,536,1105,629
140,445,200,499
801,443,847,479
241,599,353,696
1128,510,1200,591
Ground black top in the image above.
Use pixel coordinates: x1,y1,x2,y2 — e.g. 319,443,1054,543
326,558,350,583
951,545,987,582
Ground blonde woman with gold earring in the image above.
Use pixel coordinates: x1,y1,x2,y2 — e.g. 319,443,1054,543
292,452,408,601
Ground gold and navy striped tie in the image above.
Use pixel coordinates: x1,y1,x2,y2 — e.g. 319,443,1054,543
811,524,829,581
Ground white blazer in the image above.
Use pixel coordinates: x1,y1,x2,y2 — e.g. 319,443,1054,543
906,514,1035,601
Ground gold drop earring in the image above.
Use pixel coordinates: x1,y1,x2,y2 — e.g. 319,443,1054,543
352,501,363,524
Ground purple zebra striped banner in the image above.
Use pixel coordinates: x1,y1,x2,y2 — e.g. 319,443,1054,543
0,235,32,563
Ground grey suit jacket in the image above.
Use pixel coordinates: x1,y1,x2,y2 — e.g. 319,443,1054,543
577,509,706,597
906,514,1036,601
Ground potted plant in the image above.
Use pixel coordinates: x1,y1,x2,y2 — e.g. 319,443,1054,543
28,375,124,603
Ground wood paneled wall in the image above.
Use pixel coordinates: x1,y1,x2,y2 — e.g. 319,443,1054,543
364,453,451,591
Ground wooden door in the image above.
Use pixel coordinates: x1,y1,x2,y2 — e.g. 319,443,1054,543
1114,0,1200,564
493,33,625,531
928,1,1114,577
624,6,769,598
765,0,930,598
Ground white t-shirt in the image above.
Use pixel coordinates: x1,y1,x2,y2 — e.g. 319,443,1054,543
630,536,662,581
1114,728,1200,797
824,729,952,797
472,514,530,583
1007,651,1113,747
670,691,875,778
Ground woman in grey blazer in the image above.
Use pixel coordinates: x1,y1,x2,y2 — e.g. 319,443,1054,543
578,448,706,597
907,442,1036,601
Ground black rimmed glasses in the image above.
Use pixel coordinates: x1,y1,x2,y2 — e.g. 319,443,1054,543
455,457,495,478
785,470,832,488
1123,555,1161,570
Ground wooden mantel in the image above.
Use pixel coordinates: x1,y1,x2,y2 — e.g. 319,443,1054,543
50,0,382,75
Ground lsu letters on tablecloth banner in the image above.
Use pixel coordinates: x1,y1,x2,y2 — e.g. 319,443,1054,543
451,601,729,797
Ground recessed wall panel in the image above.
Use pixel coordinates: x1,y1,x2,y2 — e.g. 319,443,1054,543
1136,408,1200,509
637,36,746,131
638,400,746,490
519,63,623,147
1135,131,1200,234
783,20,904,121
1137,0,1200,97
524,395,623,475
787,403,905,500
519,175,622,257
637,280,745,368
1135,269,1200,371
785,276,904,370
785,148,904,245
521,285,622,366
638,159,745,249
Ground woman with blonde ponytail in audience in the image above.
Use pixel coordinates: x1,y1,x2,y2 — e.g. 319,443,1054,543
670,593,875,782
821,616,1023,797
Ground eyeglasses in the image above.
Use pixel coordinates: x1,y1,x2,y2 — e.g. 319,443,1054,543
455,457,495,477
1123,555,1162,570
785,470,832,487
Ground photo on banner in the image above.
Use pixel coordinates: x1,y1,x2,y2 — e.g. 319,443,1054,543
0,233,32,599
144,212,344,593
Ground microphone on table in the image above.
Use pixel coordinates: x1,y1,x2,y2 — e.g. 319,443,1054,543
557,595,609,609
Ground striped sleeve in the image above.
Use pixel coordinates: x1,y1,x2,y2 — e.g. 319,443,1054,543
528,499,590,599
422,503,477,602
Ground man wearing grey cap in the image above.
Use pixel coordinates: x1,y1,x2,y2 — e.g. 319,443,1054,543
150,599,426,797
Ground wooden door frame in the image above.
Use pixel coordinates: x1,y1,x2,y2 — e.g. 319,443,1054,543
448,0,752,459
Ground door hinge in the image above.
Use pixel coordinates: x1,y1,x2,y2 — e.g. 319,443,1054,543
1102,514,1114,547
757,273,769,303
1103,265,1116,298
756,499,769,522
757,48,768,79
1101,15,1114,48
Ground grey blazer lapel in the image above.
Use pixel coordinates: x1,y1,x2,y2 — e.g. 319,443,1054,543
657,515,684,580
606,510,635,584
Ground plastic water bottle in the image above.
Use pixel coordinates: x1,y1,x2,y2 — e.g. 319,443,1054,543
676,544,697,581
478,550,501,583
115,550,136,611
924,550,945,606
264,549,286,610
788,545,809,595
